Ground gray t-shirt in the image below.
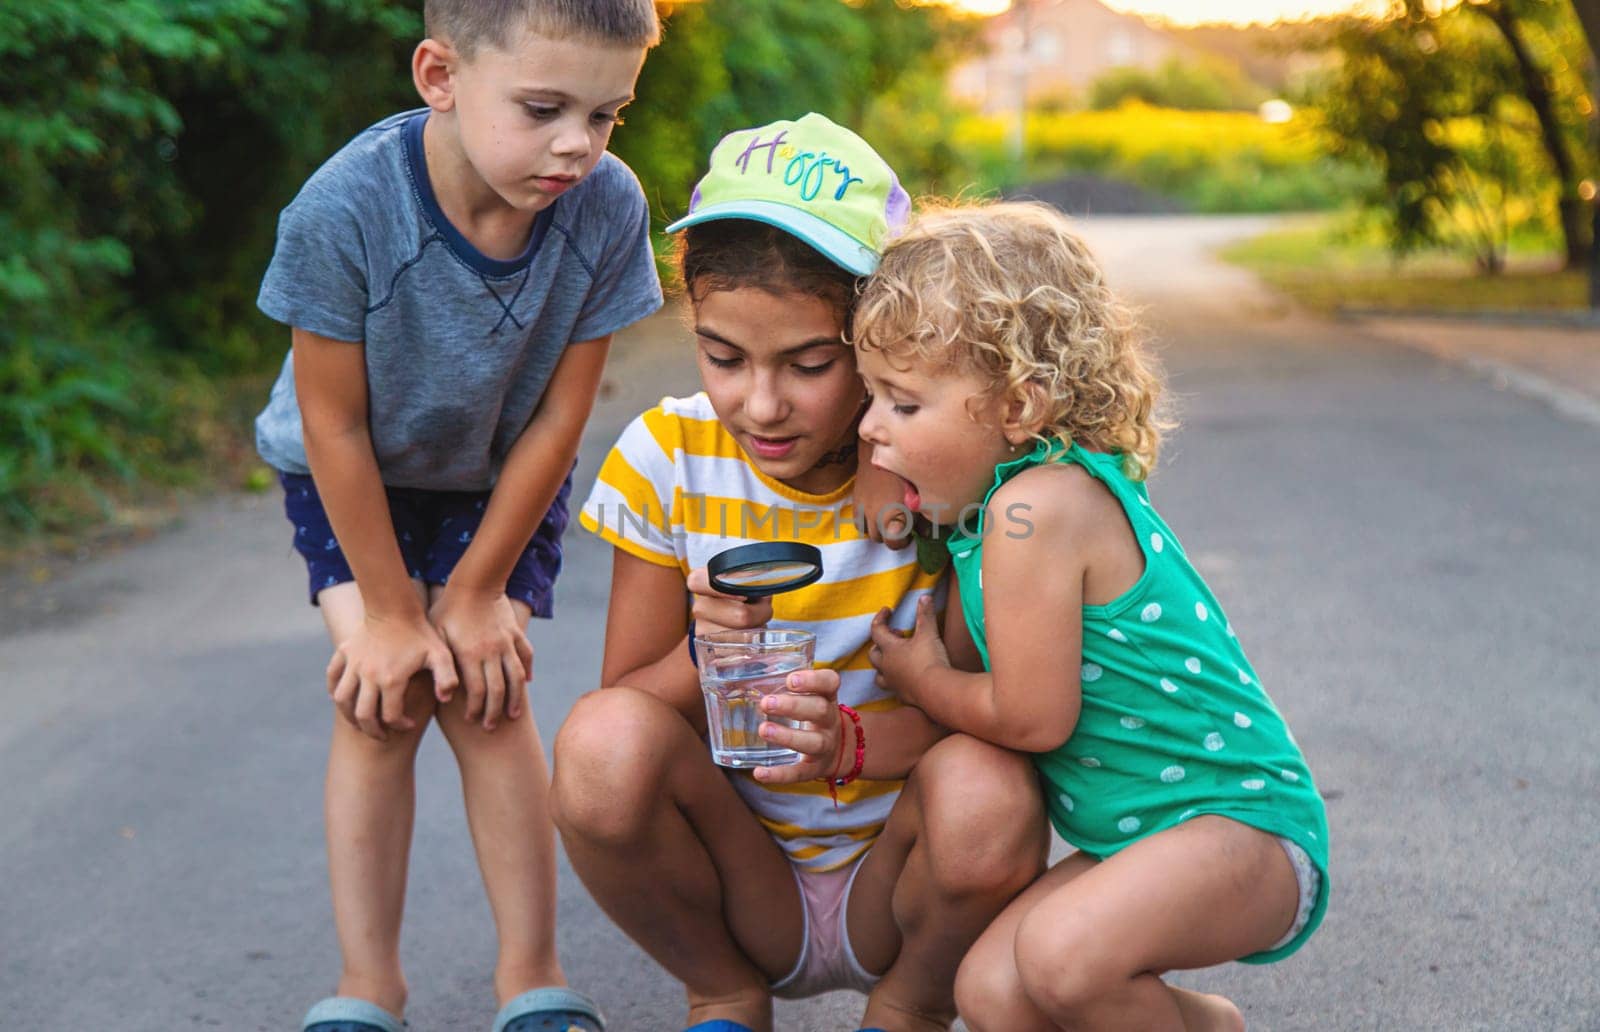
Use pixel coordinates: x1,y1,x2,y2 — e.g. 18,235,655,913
255,109,663,491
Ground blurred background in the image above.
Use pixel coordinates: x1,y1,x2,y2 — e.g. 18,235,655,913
2,0,1597,550
5,8,1599,1028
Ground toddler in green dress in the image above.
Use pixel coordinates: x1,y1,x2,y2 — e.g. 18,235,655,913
855,201,1329,1032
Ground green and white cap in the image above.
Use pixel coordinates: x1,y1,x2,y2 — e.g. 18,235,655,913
665,112,910,275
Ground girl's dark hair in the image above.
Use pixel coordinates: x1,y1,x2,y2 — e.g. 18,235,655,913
677,220,861,315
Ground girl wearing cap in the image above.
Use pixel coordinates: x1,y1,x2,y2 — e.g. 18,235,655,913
549,114,1046,1032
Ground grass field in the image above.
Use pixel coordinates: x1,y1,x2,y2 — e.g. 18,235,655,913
1220,217,1591,313
955,104,1373,213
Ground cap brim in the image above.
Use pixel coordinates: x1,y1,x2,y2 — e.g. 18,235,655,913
664,200,879,276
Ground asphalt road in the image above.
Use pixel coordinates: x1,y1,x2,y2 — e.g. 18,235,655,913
3,217,1596,1031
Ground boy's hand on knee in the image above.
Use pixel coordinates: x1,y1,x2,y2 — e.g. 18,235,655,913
328,614,458,741
429,589,534,731
753,668,843,785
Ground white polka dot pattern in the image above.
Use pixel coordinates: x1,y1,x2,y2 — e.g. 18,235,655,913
940,441,1326,871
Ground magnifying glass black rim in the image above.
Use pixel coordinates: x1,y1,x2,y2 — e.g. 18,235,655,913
707,542,824,598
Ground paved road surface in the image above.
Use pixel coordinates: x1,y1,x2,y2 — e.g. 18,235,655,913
3,217,1596,1031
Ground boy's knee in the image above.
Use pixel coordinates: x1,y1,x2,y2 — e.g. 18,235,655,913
551,687,678,845
914,736,1046,899
332,673,436,755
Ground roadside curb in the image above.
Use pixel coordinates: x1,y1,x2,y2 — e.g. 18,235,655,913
1338,305,1600,329
1354,316,1600,429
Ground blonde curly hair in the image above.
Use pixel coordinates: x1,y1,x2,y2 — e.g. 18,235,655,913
854,201,1171,480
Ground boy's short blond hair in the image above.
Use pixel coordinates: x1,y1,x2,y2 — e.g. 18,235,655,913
424,0,660,56
854,201,1170,480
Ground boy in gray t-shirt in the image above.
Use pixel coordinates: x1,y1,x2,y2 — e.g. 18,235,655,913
253,4,662,1030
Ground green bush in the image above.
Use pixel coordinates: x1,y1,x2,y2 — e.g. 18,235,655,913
1089,56,1269,113
1,2,277,531
0,2,433,532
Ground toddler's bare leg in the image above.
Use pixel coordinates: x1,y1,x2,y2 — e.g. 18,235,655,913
847,735,1048,1032
319,581,438,1017
955,851,1097,1032
552,686,804,1032
1170,988,1247,1031
433,597,563,1005
959,816,1295,1032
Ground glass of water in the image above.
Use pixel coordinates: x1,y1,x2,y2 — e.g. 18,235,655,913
692,628,816,768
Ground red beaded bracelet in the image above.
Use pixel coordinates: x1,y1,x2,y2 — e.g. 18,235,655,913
823,704,865,807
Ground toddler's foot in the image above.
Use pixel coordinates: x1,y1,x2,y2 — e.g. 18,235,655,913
1170,987,1245,1032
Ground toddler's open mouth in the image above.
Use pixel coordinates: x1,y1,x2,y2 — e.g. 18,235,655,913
874,462,922,512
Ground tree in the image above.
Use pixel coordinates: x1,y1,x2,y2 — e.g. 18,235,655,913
1315,1,1595,276
1563,0,1600,305
1470,0,1590,268
1318,7,1530,270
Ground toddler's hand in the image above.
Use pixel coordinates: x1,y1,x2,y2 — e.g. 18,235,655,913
686,566,773,635
868,595,950,706
752,668,844,785
429,588,534,731
327,613,459,741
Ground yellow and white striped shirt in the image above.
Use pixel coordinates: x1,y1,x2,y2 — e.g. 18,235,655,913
580,392,941,871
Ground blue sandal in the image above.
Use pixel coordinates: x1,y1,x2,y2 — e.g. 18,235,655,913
302,997,405,1032
493,987,606,1032
682,1023,755,1032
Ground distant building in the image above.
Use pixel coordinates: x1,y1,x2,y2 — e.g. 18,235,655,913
950,0,1187,113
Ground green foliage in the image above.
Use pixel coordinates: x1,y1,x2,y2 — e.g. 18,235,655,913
0,0,418,532
0,338,136,530
1309,1,1595,271
1089,56,1270,112
615,0,975,222
608,3,729,223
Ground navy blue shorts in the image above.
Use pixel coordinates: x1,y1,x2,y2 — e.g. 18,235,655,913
278,469,573,618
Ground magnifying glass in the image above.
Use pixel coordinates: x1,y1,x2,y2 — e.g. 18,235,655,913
707,542,824,599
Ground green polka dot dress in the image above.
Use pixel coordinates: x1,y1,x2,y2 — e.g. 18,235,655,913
945,440,1329,962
